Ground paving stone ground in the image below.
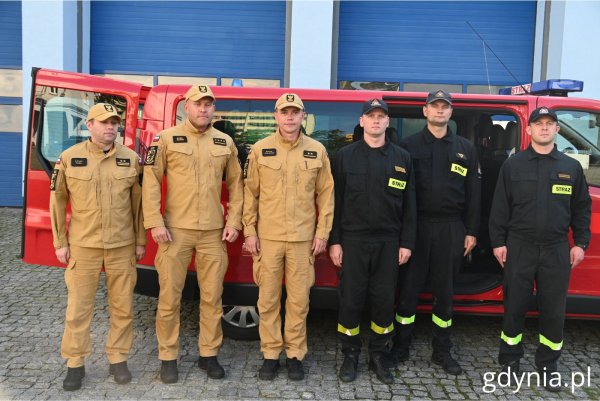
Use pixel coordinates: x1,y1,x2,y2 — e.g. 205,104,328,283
1,207,599,400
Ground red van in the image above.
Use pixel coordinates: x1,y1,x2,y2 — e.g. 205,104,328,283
21,68,600,339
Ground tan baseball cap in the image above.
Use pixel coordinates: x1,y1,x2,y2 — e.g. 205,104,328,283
275,93,304,110
185,85,215,101
86,103,121,122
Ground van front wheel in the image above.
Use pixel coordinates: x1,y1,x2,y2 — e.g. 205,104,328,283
221,305,260,340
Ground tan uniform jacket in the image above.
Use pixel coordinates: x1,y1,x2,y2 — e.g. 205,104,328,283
142,119,243,231
50,140,146,249
243,130,334,241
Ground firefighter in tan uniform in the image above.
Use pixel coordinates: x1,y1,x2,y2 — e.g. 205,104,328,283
243,93,335,381
142,85,243,383
50,103,146,391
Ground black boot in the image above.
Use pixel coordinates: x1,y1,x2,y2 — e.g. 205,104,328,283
538,365,562,393
198,356,225,379
258,359,280,381
286,357,305,381
160,359,178,384
389,343,410,365
501,360,520,376
432,352,463,375
109,361,132,384
338,354,359,382
368,353,393,384
63,366,85,391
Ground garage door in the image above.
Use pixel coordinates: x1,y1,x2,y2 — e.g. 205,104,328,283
91,1,286,82
338,1,536,89
0,1,23,206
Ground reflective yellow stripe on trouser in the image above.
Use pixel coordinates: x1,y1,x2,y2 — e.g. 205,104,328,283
395,314,415,326
432,314,452,328
539,334,563,351
371,321,394,335
337,323,360,336
500,331,523,346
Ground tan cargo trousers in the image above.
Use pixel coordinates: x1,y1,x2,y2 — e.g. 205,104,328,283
155,228,227,361
253,239,315,360
61,244,137,368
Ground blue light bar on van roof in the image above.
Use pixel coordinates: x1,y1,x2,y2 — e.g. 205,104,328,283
498,79,584,96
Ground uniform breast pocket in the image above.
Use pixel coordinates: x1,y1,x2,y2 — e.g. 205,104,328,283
449,157,469,180
258,157,283,193
550,177,573,205
65,168,96,211
167,144,194,173
111,168,137,209
386,168,408,198
298,159,322,192
346,172,367,192
511,172,537,204
210,147,232,179
412,154,432,185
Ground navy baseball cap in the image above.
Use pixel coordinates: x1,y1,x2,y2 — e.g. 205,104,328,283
528,107,558,124
426,90,452,105
362,98,388,115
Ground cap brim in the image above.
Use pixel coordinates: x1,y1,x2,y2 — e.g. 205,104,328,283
363,106,388,115
187,94,215,102
88,112,121,122
426,98,452,105
276,102,303,110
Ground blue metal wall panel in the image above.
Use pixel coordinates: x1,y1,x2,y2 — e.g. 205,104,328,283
338,1,536,86
0,1,22,68
91,1,285,80
0,133,23,206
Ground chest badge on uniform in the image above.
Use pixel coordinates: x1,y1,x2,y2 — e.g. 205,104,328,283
450,163,467,176
173,136,188,143
145,146,158,165
558,173,571,180
456,153,466,159
303,150,317,159
262,148,277,157
388,178,406,190
213,138,227,146
394,166,406,173
71,158,87,167
116,158,131,167
552,184,572,195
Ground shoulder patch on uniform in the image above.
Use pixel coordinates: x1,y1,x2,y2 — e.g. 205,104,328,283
173,136,187,143
394,165,406,173
213,137,227,146
558,173,571,180
262,148,277,157
116,158,131,167
243,158,249,179
50,169,59,191
303,150,317,159
145,146,158,165
71,158,87,167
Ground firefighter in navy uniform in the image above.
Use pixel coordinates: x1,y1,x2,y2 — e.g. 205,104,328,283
50,103,146,391
391,90,481,375
330,99,417,384
489,107,591,392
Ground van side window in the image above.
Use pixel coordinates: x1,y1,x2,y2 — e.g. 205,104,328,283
32,86,126,169
556,110,600,187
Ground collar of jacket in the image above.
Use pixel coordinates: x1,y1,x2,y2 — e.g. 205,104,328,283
86,138,116,157
526,144,560,160
358,137,391,155
422,126,454,143
184,118,214,136
274,128,304,149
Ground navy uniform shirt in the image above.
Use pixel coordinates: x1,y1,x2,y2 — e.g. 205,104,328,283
329,140,417,249
489,145,591,248
400,126,481,236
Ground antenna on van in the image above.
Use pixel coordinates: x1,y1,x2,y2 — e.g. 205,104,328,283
466,21,531,95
